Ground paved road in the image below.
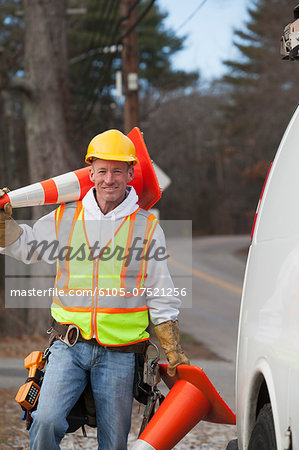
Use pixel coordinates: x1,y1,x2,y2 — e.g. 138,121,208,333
177,235,250,363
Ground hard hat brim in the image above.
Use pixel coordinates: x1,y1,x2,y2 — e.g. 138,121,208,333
85,154,137,165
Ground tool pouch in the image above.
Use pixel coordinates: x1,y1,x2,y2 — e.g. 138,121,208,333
133,353,152,405
66,381,97,433
133,341,161,405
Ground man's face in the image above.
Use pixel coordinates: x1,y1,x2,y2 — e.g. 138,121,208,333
89,159,134,213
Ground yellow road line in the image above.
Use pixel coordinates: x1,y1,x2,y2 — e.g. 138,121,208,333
168,257,242,295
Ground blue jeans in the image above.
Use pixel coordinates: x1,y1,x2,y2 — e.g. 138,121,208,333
29,340,135,450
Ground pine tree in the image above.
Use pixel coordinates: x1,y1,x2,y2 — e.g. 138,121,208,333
218,0,299,232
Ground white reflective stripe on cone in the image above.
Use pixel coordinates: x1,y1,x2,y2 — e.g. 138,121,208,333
55,171,81,203
130,440,156,449
9,183,45,207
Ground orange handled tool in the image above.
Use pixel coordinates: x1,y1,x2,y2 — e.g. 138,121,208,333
15,351,46,410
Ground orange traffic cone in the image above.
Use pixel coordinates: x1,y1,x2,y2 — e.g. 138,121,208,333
0,128,161,211
131,364,236,450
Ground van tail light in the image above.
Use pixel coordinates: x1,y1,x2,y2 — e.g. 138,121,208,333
251,162,273,240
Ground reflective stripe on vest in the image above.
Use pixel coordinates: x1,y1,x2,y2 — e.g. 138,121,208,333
51,201,158,345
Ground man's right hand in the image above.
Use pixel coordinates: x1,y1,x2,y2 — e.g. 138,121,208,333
0,187,23,247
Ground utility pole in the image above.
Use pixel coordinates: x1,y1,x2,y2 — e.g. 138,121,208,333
121,0,140,133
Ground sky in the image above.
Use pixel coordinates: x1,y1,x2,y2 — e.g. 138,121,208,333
157,0,250,80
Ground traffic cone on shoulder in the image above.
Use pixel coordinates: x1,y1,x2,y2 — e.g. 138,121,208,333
131,364,236,450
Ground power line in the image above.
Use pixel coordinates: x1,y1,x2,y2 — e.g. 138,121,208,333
75,0,121,124
75,0,156,127
70,0,147,65
83,1,123,103
69,44,123,65
118,0,142,24
118,0,156,43
175,0,209,34
72,0,115,84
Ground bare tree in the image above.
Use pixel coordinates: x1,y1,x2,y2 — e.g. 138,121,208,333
23,0,71,185
0,0,73,335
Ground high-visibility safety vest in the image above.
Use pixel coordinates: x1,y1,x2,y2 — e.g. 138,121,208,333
51,201,158,346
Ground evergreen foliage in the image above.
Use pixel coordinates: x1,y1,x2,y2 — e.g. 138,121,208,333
217,0,299,232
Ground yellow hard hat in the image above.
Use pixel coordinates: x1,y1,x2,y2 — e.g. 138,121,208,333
85,129,137,165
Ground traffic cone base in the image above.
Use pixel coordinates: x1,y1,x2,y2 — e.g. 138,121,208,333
127,127,161,210
131,441,155,450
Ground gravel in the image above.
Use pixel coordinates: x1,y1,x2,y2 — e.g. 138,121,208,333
1,390,235,449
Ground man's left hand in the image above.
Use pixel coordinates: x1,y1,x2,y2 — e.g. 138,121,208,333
0,187,23,247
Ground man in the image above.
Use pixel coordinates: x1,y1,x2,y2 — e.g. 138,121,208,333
0,130,189,450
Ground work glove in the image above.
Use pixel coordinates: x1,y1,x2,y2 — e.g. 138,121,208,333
154,320,190,377
172,320,190,366
0,187,23,247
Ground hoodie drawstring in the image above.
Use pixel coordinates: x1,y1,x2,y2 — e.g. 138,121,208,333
111,212,116,272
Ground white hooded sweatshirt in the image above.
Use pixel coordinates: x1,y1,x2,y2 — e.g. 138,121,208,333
1,186,180,325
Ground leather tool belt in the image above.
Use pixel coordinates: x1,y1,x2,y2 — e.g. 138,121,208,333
48,319,147,354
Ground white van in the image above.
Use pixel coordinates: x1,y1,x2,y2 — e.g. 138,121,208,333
227,105,299,450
